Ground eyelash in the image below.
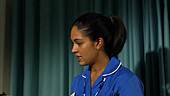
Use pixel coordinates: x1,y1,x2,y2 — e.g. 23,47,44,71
77,43,82,46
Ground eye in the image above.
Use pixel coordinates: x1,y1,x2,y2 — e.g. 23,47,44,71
77,43,82,46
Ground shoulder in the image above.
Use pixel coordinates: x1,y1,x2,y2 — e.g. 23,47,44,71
114,66,144,96
71,74,84,94
71,66,90,94
117,66,137,79
72,73,84,87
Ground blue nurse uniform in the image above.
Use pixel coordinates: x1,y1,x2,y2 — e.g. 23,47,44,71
71,57,144,96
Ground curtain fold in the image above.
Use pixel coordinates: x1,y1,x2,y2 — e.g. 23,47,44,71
10,0,169,96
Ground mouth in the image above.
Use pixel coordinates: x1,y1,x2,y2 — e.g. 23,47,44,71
76,56,82,62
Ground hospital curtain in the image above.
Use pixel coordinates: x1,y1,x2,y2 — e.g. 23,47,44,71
10,0,170,96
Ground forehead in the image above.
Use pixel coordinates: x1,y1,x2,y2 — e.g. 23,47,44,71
71,26,86,41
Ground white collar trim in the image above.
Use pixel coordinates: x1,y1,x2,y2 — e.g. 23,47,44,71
82,62,122,78
82,75,86,78
102,62,122,77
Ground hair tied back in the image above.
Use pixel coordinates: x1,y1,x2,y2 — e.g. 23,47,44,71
107,15,127,57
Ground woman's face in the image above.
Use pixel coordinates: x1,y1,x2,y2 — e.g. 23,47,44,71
71,26,98,66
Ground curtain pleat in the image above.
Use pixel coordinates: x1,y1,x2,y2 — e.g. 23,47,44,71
23,0,39,95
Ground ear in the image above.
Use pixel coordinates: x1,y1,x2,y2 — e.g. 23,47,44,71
95,37,104,50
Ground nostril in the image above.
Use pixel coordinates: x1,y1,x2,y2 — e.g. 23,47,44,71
72,49,74,53
72,45,77,53
72,47,74,53
72,48,76,53
72,49,78,53
72,50,77,53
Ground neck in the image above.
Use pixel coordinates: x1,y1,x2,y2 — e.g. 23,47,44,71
90,54,110,87
90,55,110,73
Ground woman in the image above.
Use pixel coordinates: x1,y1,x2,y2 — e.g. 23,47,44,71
70,13,144,96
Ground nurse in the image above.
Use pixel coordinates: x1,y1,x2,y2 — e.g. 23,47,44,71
71,13,144,96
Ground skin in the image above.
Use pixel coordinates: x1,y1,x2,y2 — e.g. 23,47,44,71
71,26,110,87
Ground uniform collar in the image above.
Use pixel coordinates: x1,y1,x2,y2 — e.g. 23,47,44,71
81,57,122,88
82,57,121,78
102,57,121,77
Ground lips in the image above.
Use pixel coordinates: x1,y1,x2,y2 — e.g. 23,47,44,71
76,56,82,62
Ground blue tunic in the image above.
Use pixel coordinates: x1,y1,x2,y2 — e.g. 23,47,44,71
71,57,144,96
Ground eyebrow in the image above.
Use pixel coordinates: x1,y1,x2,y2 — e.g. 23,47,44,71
73,39,82,42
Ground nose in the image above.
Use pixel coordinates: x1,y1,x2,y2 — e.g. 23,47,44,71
72,44,78,53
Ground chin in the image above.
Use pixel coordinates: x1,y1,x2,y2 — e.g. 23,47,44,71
79,62,88,66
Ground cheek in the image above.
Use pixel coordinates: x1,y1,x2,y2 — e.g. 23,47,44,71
85,50,98,65
82,46,97,59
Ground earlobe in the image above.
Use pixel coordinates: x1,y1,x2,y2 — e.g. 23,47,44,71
96,37,104,49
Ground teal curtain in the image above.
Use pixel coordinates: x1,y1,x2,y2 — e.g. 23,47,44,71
11,0,169,96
